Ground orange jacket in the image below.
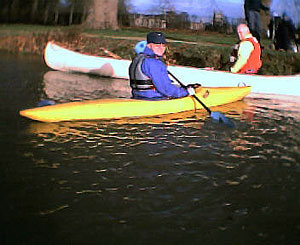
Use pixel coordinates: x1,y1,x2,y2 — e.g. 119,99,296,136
239,37,262,74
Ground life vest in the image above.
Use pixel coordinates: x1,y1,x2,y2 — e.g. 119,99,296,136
129,54,155,90
239,37,262,74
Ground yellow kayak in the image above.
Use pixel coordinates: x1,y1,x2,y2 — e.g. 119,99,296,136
20,86,251,122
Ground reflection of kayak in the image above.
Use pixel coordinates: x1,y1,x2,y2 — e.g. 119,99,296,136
44,41,300,96
43,71,131,102
20,86,250,122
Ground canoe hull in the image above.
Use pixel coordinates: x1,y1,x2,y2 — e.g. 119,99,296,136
20,86,251,122
44,41,131,79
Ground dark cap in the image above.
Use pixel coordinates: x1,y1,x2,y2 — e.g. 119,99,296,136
147,32,166,44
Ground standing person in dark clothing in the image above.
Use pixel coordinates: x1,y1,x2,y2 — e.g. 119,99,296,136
268,12,298,52
244,0,269,43
275,14,297,52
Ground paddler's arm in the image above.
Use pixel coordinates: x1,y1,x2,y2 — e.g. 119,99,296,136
230,41,254,73
142,59,189,98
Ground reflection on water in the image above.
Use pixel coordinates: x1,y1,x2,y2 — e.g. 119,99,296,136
42,71,131,102
1,52,300,244
19,95,299,244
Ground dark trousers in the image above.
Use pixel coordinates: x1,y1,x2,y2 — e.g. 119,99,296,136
248,10,261,42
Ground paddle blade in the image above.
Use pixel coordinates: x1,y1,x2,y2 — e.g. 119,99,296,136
37,99,55,107
210,111,235,128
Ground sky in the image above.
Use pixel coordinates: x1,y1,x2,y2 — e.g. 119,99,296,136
129,0,245,21
270,0,300,26
129,0,300,26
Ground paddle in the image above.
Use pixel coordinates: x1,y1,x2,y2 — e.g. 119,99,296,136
168,71,235,127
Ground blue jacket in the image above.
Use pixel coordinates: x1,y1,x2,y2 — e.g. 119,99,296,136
131,47,188,99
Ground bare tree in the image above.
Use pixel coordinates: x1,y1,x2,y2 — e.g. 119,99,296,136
67,0,86,25
1,0,12,22
10,0,20,22
84,0,118,29
159,0,175,14
43,0,60,24
149,0,175,15
118,0,131,27
30,0,39,22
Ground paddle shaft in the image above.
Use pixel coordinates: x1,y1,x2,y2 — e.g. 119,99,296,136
168,71,212,114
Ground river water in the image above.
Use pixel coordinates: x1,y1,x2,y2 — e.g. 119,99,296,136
0,51,299,244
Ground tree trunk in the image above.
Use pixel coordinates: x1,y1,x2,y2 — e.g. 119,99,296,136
43,3,50,24
81,4,88,24
69,3,74,25
54,8,59,25
30,0,39,23
84,0,118,29
10,0,20,22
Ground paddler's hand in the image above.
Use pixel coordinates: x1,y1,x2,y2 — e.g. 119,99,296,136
187,86,195,96
191,83,201,88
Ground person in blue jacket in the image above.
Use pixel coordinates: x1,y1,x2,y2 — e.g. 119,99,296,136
129,32,194,100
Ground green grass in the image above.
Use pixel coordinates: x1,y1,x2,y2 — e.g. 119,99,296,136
0,24,59,35
85,27,238,46
86,28,148,38
0,23,273,47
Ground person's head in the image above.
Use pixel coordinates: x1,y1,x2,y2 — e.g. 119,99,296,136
282,12,291,22
237,24,251,40
146,32,166,56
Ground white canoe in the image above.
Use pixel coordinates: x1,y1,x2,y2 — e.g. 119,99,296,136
44,41,131,79
44,41,300,97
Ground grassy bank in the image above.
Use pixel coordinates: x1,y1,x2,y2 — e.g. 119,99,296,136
0,24,299,75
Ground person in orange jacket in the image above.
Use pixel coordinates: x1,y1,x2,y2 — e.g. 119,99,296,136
230,24,262,74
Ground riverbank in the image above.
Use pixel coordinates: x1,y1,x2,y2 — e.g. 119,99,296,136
0,24,299,75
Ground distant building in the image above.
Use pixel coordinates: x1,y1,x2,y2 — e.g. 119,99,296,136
129,12,190,30
129,14,166,29
190,21,205,31
128,12,237,33
213,12,225,28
